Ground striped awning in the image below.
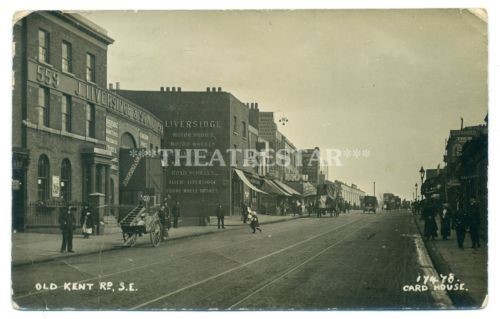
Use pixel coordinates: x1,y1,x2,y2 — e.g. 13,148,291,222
234,168,268,194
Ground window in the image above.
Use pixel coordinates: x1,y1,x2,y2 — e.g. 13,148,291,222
242,121,247,138
61,94,71,132
233,116,237,132
61,159,71,201
37,154,50,200
62,41,72,73
85,103,95,137
38,87,50,126
38,29,49,63
86,53,96,82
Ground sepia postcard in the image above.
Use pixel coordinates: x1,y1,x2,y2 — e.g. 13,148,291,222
10,9,488,311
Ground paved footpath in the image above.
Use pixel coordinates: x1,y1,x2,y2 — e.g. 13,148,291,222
413,212,487,308
12,213,304,266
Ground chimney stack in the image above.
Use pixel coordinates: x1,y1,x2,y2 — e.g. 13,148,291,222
166,87,170,92
109,83,114,90
460,117,464,129
172,87,176,92
251,103,255,108
212,87,216,92
115,82,120,90
177,87,181,92
217,87,221,92
255,102,258,109
160,87,164,92
207,87,211,92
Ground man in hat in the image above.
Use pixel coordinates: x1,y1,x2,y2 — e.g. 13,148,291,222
216,203,225,229
59,204,76,253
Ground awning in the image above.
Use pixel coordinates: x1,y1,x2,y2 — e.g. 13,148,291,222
273,180,302,196
234,169,268,194
301,182,317,197
261,179,291,196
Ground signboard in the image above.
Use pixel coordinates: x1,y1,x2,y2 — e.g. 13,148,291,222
106,116,119,155
52,176,60,198
12,179,21,191
28,60,163,134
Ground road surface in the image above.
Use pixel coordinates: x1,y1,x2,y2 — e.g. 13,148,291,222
12,210,452,310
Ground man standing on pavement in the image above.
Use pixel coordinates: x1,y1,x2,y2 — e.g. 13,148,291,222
59,204,76,253
440,203,452,240
453,200,468,250
469,197,481,249
216,203,225,229
172,201,180,228
159,199,170,240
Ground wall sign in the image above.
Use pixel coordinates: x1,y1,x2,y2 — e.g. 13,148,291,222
52,176,60,198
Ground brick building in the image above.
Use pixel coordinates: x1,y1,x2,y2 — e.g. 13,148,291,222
12,12,163,232
115,87,266,221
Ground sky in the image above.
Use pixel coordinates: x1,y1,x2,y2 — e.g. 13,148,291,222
81,9,487,201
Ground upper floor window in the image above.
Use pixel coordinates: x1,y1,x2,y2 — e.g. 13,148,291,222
233,116,238,132
61,94,72,132
85,103,95,138
242,121,247,138
38,29,49,63
62,41,72,73
38,86,50,127
86,53,96,82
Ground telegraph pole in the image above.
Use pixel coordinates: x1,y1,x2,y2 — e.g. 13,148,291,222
373,181,376,197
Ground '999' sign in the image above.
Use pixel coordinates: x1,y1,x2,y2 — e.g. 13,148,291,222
36,65,60,88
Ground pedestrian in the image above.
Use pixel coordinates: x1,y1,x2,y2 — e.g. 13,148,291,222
422,200,438,240
242,203,249,223
453,201,468,250
316,200,321,218
59,204,76,253
159,199,170,240
249,209,262,233
440,203,451,240
80,204,94,239
172,201,180,228
216,203,225,229
469,197,481,249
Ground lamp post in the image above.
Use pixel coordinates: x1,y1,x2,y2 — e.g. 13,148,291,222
415,183,418,202
418,166,425,199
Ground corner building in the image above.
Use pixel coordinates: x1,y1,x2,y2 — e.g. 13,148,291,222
12,12,163,232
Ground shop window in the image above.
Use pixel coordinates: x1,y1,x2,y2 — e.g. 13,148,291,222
38,29,49,63
61,94,72,132
37,154,50,200
61,159,71,201
38,86,50,126
86,53,96,82
62,41,72,73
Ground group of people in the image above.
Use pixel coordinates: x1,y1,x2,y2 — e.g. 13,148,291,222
58,203,94,253
421,197,481,250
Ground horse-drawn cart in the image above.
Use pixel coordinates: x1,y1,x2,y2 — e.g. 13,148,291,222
119,204,163,247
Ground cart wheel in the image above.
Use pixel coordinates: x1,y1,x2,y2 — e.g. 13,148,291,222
150,221,161,247
123,232,138,247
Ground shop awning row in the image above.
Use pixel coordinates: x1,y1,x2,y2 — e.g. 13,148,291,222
233,168,316,197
